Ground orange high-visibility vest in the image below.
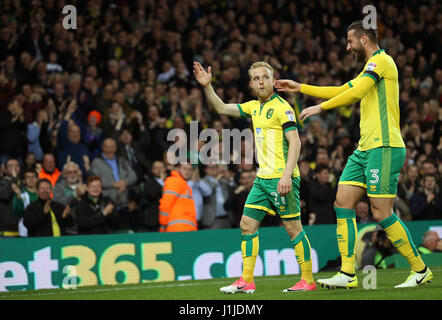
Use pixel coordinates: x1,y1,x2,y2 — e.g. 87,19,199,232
38,168,61,187
159,171,197,232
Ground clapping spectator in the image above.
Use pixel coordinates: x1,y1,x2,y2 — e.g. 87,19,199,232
24,178,74,237
410,174,442,220
12,168,38,237
53,161,86,207
75,176,120,235
200,163,233,229
0,158,21,237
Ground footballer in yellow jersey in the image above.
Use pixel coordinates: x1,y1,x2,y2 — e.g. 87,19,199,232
275,20,431,289
194,60,316,293
237,94,301,179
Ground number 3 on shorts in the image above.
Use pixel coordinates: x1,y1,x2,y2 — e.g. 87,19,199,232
369,169,379,184
271,191,286,206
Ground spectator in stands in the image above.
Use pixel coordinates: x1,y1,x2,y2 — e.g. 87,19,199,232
83,110,103,159
38,153,61,186
26,108,47,162
307,164,336,225
53,161,86,207
136,161,167,232
418,230,442,254
224,169,255,228
159,162,197,232
12,167,38,237
410,174,442,220
0,158,21,237
200,163,232,229
399,164,421,202
75,175,119,235
24,178,74,237
117,127,149,182
0,98,27,164
0,0,440,235
90,137,137,214
188,165,212,225
57,99,92,176
355,200,374,224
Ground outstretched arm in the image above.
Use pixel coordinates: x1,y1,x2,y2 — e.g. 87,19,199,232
193,62,240,117
299,76,375,121
275,79,352,100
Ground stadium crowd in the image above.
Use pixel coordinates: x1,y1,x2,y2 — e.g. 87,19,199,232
0,0,440,237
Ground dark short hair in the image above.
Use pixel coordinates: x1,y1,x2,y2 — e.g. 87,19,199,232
348,20,378,44
315,164,330,174
37,178,52,189
423,174,436,181
22,167,37,177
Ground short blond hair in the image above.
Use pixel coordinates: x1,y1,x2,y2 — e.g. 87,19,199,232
248,61,274,79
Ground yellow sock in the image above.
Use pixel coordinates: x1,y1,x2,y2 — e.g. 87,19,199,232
292,230,314,284
241,232,259,283
379,213,425,272
335,207,357,275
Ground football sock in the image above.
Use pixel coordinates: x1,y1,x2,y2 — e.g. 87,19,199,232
378,213,425,272
241,232,259,284
292,230,314,285
335,207,357,275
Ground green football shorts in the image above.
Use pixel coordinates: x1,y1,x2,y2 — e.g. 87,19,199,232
339,147,405,198
243,176,301,222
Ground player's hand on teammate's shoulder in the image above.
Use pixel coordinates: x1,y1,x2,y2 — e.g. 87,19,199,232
193,61,212,87
274,79,301,93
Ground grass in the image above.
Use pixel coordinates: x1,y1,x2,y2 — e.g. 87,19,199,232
1,266,441,300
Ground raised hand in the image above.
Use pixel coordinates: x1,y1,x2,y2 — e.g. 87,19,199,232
193,61,212,87
274,79,301,93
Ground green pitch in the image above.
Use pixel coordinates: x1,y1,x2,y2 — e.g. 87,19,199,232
1,267,441,300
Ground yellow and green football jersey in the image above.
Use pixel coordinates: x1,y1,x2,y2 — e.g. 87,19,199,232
237,93,300,179
347,49,405,151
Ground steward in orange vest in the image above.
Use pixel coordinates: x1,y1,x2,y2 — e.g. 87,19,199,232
159,163,197,232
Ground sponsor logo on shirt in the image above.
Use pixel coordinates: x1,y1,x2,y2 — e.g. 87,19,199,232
285,110,295,121
366,62,377,71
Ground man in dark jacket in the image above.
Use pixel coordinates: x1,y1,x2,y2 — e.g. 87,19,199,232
307,164,337,225
24,179,74,237
410,174,442,220
0,99,27,164
0,158,21,237
75,175,119,234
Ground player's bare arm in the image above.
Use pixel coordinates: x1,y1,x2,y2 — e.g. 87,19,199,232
193,61,240,117
277,129,301,197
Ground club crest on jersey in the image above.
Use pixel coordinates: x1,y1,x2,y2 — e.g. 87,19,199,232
366,62,377,71
266,108,274,119
285,110,295,121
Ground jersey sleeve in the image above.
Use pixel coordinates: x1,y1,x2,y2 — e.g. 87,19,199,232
276,103,297,134
236,100,255,118
360,55,387,83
